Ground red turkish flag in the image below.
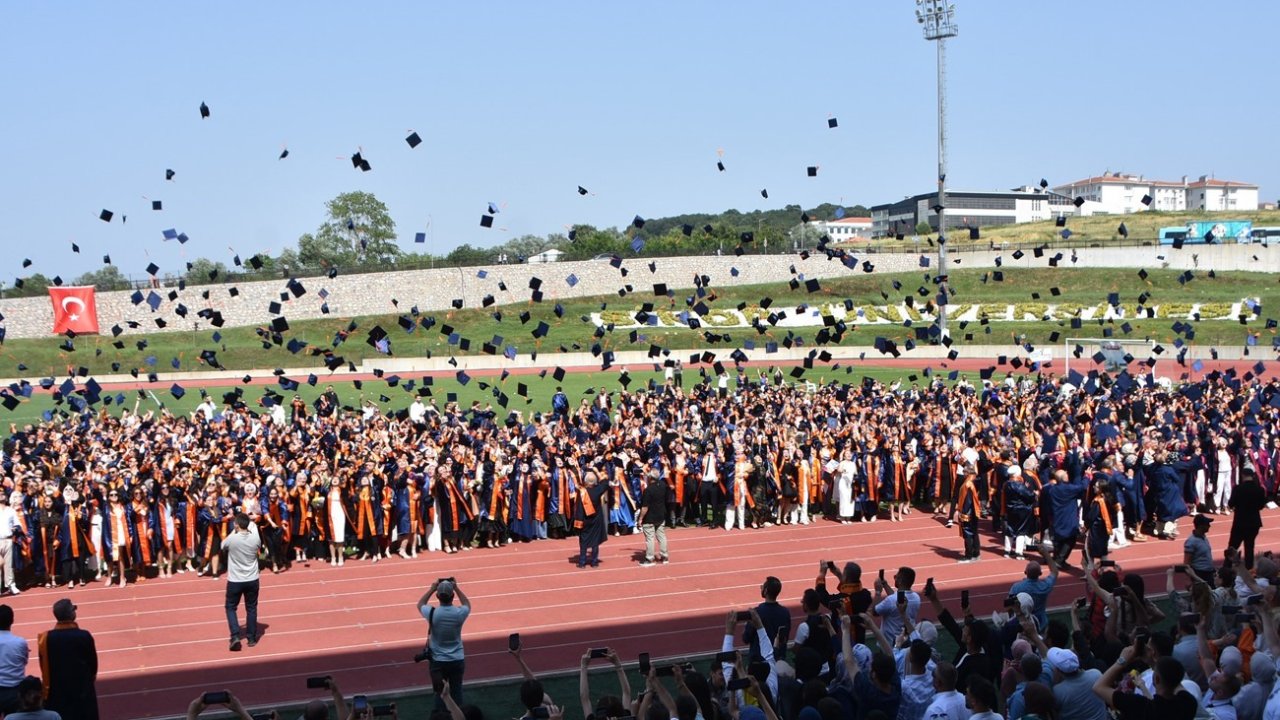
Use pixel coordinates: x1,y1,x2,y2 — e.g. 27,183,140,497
49,286,100,335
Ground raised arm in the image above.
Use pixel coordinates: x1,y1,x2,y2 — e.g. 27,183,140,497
1093,645,1136,708
650,666,677,718
441,679,467,720
864,610,896,657
839,611,858,682
510,645,537,682
455,584,471,610
1196,617,1219,680
417,580,439,613
579,650,595,720
608,648,632,710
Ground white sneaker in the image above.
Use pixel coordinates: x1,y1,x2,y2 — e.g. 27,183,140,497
1268,502,1278,510
9,587,20,596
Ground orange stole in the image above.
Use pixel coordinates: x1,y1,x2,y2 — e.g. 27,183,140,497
355,487,375,539
956,480,979,524
863,453,881,503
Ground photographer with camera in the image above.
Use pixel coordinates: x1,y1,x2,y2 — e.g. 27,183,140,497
417,578,471,711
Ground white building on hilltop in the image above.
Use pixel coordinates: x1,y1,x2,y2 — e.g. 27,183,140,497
1051,173,1258,215
809,216,873,241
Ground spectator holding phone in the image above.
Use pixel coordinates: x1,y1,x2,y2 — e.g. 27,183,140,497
815,561,873,644
872,567,920,642
723,610,778,704
1092,641,1197,720
418,579,471,711
578,647,632,720
300,676,349,720
184,690,257,720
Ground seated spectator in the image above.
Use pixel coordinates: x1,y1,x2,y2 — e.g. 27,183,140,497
7,675,63,720
1007,652,1043,720
1021,681,1056,720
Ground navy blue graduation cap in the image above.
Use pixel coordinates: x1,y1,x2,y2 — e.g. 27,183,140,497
631,237,645,253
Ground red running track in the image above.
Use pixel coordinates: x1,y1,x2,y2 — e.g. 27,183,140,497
9,509,1280,720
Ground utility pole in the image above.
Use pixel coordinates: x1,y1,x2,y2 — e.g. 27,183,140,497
917,0,958,339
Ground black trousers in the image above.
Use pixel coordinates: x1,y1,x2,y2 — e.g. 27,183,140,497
961,518,980,559
1053,530,1080,565
225,579,260,640
1228,524,1259,569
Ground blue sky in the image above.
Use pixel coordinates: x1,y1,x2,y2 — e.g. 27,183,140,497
2,1,1274,283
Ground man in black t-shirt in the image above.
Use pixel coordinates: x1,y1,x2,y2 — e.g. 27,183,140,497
1093,645,1197,720
635,470,669,567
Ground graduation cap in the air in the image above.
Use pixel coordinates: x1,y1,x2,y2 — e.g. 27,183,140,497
1073,197,1085,208
351,151,371,172
406,131,422,148
827,117,838,128
99,209,113,222
1141,194,1153,207
806,166,818,177
1055,216,1066,228
199,102,210,118
1118,222,1128,239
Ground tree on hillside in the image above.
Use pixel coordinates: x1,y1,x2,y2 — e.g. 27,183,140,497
6,273,52,298
445,244,495,266
297,191,400,269
73,265,130,291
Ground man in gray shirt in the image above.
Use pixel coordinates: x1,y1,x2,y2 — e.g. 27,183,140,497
1048,647,1110,720
1183,515,1215,584
418,579,471,711
220,513,261,652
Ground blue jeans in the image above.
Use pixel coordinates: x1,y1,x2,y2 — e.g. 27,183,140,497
225,579,260,640
429,658,465,711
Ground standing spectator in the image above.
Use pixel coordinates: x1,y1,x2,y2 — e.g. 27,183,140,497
419,578,471,711
1010,549,1059,630
221,513,261,651
1048,648,1109,720
1227,468,1266,569
746,576,789,663
0,493,23,595
1092,645,1197,720
922,662,968,720
873,567,920,642
36,599,97,720
635,470,669,567
0,605,27,714
1183,515,1216,584
816,561,873,644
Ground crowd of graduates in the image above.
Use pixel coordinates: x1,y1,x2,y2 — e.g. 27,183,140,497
0,366,1278,591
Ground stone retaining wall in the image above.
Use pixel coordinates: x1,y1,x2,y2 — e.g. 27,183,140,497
0,244,1273,340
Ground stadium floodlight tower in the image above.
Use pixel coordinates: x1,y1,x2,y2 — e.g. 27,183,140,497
916,0,958,339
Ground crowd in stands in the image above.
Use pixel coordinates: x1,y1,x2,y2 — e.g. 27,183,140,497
181,541,1280,720
0,369,1278,590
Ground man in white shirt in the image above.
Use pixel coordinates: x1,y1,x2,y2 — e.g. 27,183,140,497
409,398,427,425
220,513,262,652
923,661,969,720
0,495,22,596
0,605,29,714
873,566,922,641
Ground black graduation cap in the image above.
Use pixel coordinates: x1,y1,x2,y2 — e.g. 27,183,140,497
351,151,371,172
145,262,159,276
760,189,768,199
1073,196,1085,208
480,214,493,228
165,168,176,181
271,316,289,333
406,132,422,148
99,209,113,222
806,166,818,177
553,367,566,382
805,278,820,293
1039,178,1049,189
1118,222,1128,238
968,227,979,240
151,200,162,211
70,242,80,253
199,101,210,118
1055,216,1066,228
827,117,838,128
716,161,725,172
1141,194,1153,207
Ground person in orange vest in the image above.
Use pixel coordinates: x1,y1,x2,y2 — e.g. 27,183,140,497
574,470,609,569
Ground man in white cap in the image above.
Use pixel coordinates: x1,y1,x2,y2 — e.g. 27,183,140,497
1048,647,1109,720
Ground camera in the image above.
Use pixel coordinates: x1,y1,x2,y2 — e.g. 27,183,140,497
413,647,433,663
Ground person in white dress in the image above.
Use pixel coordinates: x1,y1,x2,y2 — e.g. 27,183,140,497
837,449,858,523
327,479,346,566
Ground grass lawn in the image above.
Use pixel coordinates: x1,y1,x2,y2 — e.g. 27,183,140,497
2,268,1275,380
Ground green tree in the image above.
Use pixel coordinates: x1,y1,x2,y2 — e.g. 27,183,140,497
445,243,495,266
72,265,130,291
299,191,400,269
915,221,934,235
184,258,231,285
8,273,52,298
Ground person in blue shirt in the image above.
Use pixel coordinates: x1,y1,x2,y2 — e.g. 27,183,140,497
1010,546,1060,631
